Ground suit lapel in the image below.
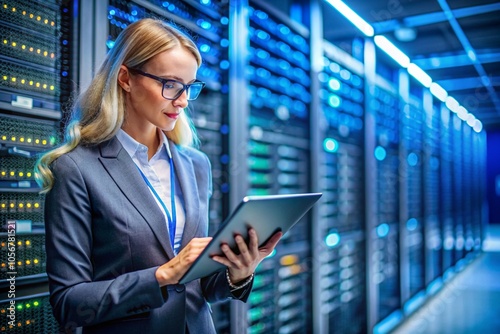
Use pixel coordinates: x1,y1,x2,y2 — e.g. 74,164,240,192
168,141,201,249
98,137,175,259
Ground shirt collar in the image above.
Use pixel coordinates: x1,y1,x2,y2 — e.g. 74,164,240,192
116,129,172,159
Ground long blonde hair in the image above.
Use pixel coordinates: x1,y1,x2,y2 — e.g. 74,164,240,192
35,18,202,192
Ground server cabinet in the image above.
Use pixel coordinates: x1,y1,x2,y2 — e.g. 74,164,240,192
371,80,401,330
400,92,425,313
462,124,474,257
439,105,454,277
0,0,75,332
423,96,443,288
241,2,313,332
451,114,465,266
314,40,366,334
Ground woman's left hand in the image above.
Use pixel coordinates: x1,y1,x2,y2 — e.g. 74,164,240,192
211,228,282,283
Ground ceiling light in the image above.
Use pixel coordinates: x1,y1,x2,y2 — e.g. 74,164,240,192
429,82,448,102
374,35,410,68
407,63,432,88
324,0,374,37
394,27,417,42
473,120,483,133
445,96,459,112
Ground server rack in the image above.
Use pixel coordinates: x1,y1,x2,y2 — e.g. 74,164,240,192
423,95,443,288
315,40,367,334
0,0,75,332
371,77,402,331
451,115,465,267
241,2,313,332
439,105,455,278
400,91,425,313
462,124,474,257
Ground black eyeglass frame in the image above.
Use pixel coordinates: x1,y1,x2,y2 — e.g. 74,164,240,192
127,67,205,101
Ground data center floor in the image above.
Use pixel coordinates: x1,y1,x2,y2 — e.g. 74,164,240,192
392,224,500,334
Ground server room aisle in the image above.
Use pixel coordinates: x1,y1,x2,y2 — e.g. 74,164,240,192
391,224,500,334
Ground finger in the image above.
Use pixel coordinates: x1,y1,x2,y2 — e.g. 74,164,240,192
247,229,259,254
220,243,242,269
234,234,251,262
211,255,231,267
259,231,283,256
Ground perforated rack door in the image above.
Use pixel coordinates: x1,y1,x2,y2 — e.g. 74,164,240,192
0,293,59,333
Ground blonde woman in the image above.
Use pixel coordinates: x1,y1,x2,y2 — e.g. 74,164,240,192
36,18,281,334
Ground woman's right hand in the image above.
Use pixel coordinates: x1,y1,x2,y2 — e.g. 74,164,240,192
155,237,212,286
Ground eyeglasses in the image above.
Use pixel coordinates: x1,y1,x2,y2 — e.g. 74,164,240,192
128,68,205,101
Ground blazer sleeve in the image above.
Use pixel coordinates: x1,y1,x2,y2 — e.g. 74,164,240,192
45,154,167,329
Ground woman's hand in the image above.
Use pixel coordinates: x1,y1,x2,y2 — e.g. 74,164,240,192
211,228,282,284
155,237,212,286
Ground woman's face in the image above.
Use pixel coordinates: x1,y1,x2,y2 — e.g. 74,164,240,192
124,45,198,134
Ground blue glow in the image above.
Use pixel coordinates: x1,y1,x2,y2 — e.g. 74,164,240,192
255,10,268,20
318,72,330,82
162,2,169,7
329,62,340,73
219,124,229,135
109,9,116,15
62,71,68,77
376,224,390,238
62,40,68,46
256,50,269,59
325,232,340,247
199,20,212,30
220,39,229,48
406,218,418,231
340,69,351,81
374,146,386,161
199,44,210,53
201,0,211,4
323,138,339,153
351,75,362,87
278,24,291,35
168,4,175,11
266,249,277,258
328,95,341,108
407,152,418,166
220,154,229,164
131,10,138,16
328,78,341,91
219,60,230,70
220,17,229,25
106,40,115,49
256,30,269,40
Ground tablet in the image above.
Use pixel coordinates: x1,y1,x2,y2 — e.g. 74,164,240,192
178,192,322,284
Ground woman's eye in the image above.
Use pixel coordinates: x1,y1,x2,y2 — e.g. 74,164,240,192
164,82,176,89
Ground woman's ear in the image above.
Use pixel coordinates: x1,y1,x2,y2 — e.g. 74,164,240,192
117,65,131,92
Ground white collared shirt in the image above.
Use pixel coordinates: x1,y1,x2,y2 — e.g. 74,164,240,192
117,129,185,254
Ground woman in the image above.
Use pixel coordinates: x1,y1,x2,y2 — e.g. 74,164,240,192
35,18,281,334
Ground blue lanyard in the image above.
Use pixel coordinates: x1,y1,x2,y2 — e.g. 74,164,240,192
136,157,177,251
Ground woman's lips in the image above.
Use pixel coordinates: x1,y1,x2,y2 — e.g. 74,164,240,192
165,113,179,119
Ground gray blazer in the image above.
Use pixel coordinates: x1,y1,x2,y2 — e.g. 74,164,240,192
44,136,251,334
